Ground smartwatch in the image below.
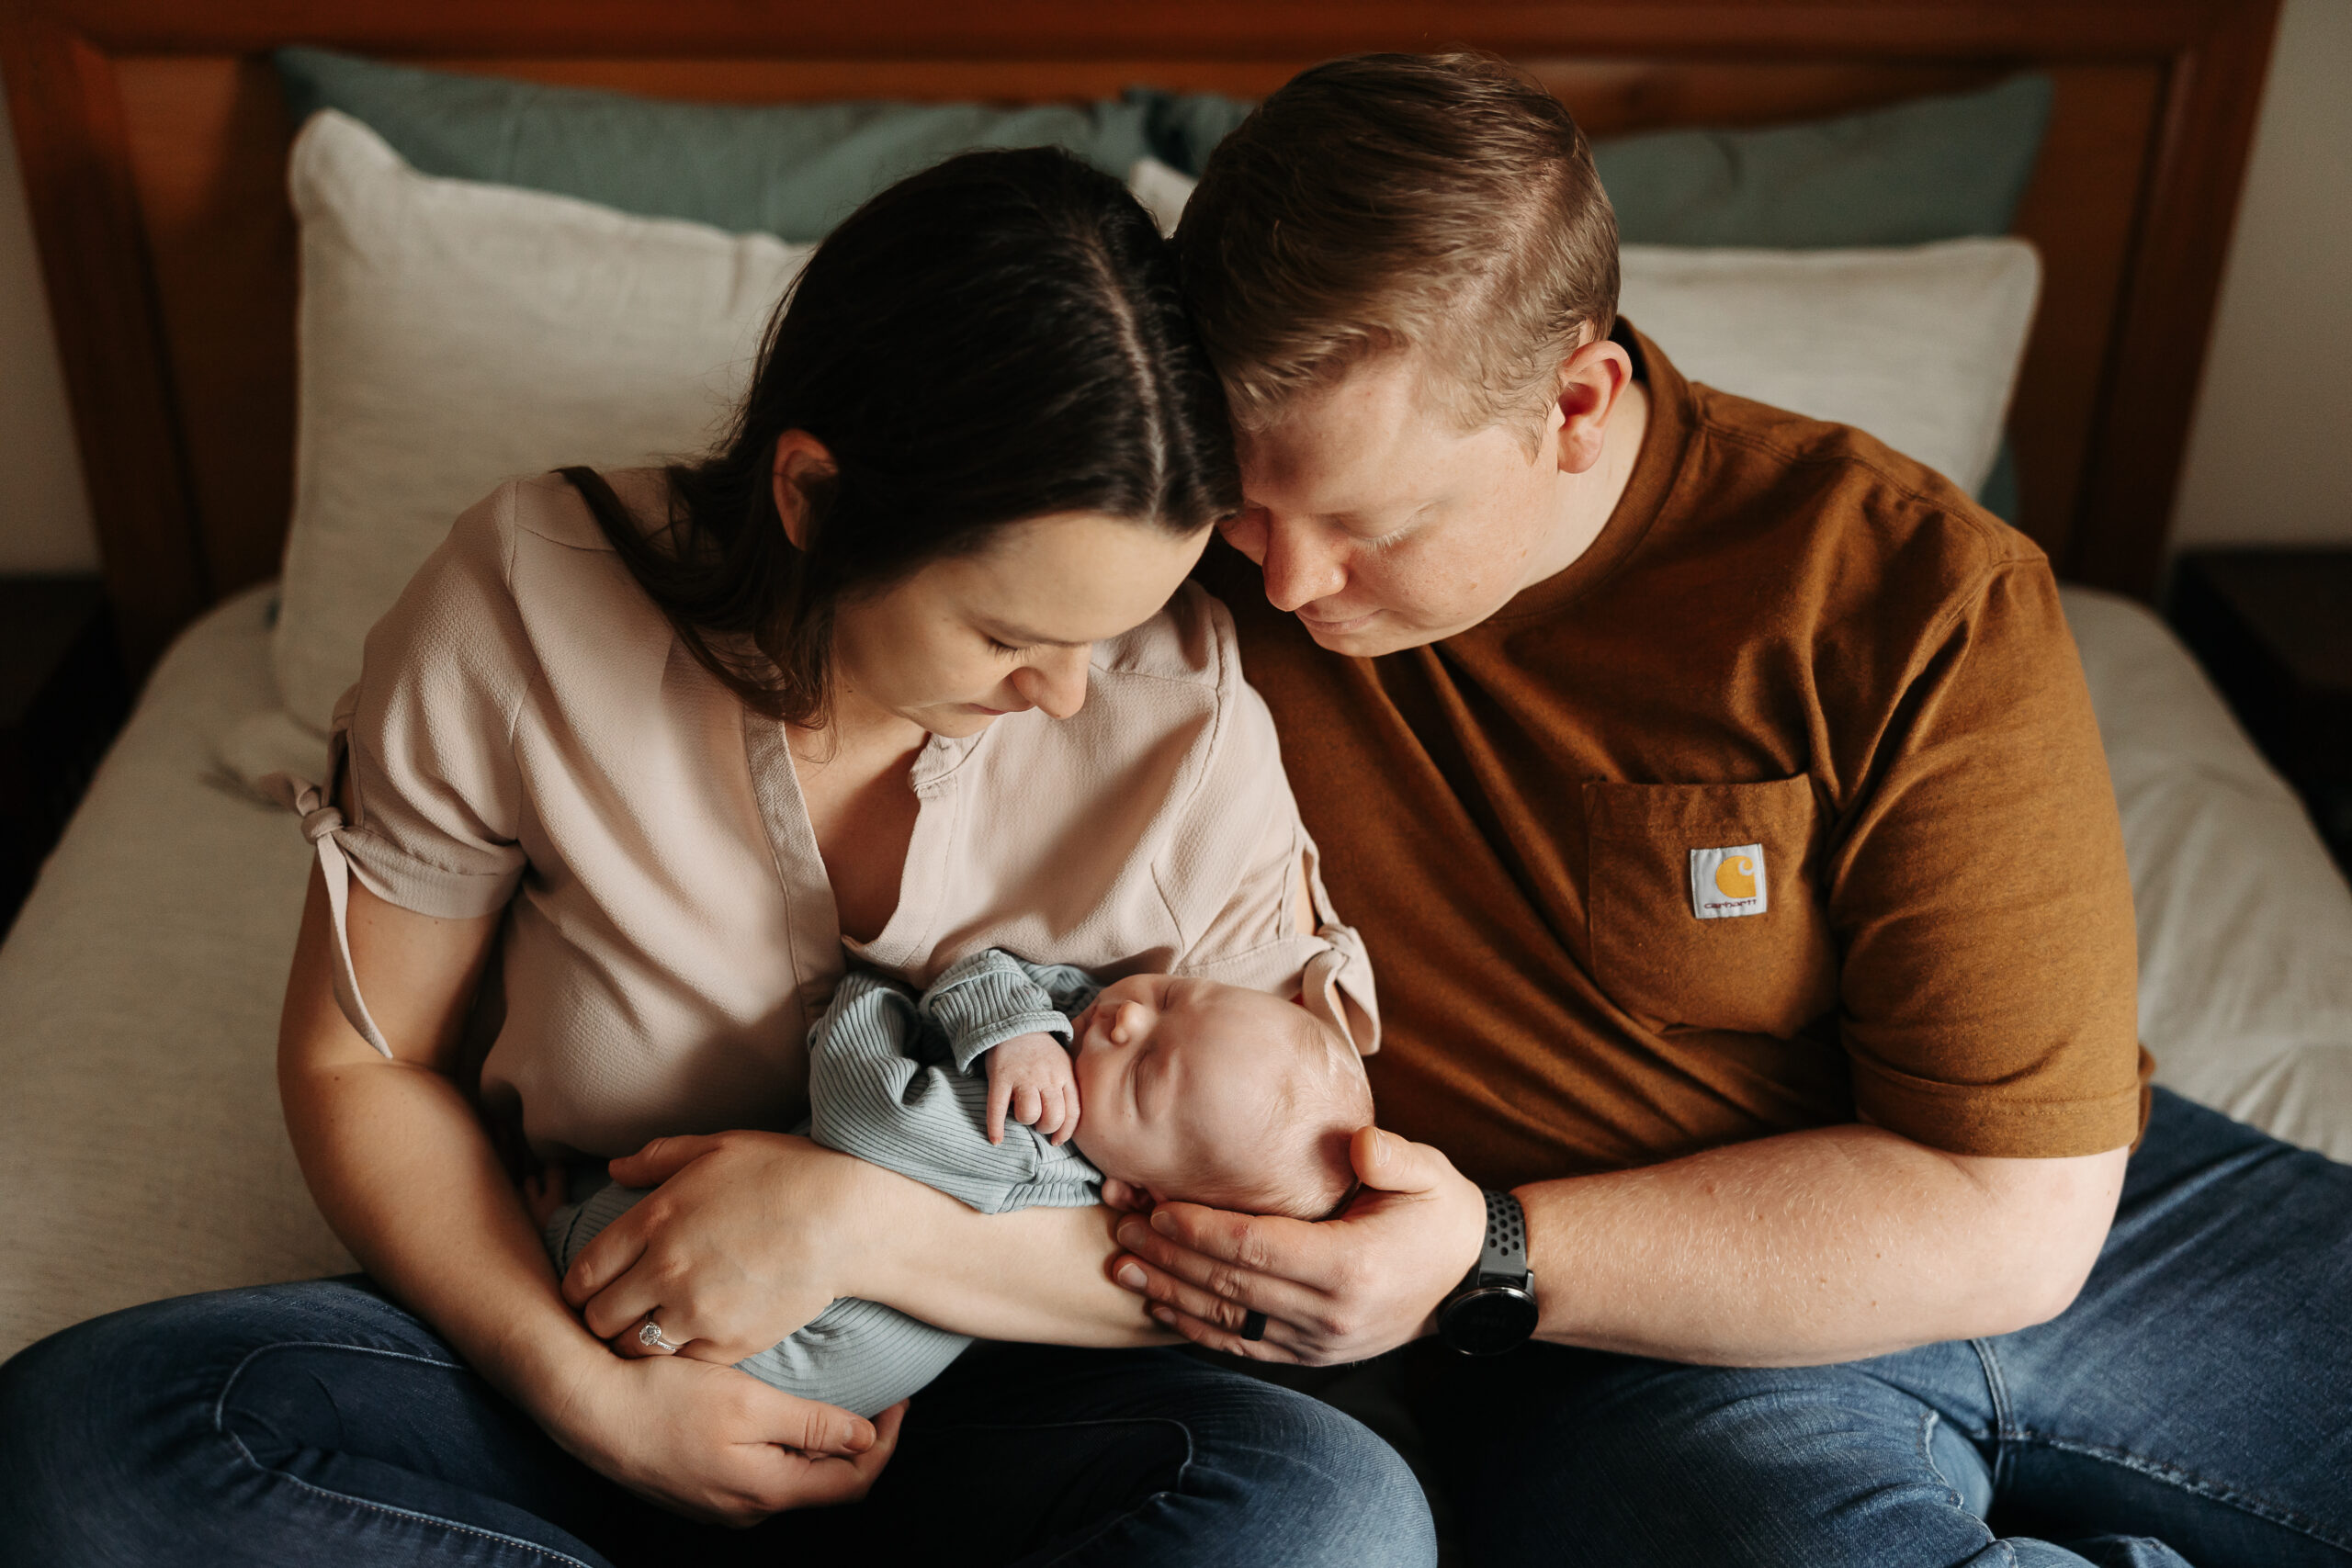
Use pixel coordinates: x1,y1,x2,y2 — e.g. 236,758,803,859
1435,1189,1539,1356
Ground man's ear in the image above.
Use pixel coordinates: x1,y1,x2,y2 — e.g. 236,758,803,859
771,429,837,551
1553,333,1636,477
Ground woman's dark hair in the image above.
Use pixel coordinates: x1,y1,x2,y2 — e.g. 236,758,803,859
564,146,1239,728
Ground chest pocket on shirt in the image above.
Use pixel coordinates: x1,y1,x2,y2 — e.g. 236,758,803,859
1584,775,1836,1037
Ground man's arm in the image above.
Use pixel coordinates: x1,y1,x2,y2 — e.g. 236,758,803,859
1106,1119,2126,1368
1518,1123,2125,1363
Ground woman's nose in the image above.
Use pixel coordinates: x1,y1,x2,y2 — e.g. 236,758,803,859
1013,645,1092,720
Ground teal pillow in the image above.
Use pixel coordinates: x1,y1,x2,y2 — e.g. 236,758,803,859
274,47,1252,242
277,49,2044,250
1594,74,2053,247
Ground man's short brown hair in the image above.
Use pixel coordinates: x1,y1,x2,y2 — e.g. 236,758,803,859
1175,51,1619,434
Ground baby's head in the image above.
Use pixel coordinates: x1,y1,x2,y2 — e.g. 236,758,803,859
1068,974,1371,1220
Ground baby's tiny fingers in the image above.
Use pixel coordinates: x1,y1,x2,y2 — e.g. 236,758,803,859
1015,1086,1042,1126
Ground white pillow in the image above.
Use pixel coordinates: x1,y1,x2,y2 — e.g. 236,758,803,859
1128,156,1195,238
277,110,815,735
1617,239,2039,496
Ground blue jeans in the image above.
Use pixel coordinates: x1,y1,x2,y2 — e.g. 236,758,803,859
0,1282,1435,1567
1408,1089,2352,1566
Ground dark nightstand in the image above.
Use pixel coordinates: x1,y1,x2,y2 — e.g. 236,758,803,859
0,577,133,935
2168,550,2352,874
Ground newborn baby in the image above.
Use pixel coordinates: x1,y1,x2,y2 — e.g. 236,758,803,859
543,950,1373,1416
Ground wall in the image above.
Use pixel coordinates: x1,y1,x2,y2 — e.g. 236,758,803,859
0,77,96,571
1,6,2346,574
2170,0,2352,548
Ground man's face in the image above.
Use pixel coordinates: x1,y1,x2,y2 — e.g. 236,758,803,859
1222,352,1568,658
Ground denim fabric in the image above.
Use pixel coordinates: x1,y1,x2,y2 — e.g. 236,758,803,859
0,1280,1435,1568
1413,1089,2352,1566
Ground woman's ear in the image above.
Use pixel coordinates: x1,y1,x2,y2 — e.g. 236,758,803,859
771,430,837,551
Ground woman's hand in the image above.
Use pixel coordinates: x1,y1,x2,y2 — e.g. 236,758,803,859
1106,1125,1486,1364
565,1130,877,1365
539,1348,903,1526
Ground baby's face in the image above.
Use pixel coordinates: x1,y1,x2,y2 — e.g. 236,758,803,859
1066,974,1344,1208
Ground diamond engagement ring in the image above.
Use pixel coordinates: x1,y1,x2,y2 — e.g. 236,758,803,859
637,1318,684,1353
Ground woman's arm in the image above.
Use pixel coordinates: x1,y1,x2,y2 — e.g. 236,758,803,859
570,1130,1167,1362
279,867,898,1525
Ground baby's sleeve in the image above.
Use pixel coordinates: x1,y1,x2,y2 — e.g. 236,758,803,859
1157,604,1381,1054
921,950,1081,1075
808,967,1100,1213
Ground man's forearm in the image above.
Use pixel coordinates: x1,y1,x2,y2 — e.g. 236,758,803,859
1516,1123,2128,1366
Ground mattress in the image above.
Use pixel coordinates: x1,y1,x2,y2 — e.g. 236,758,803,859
2,582,2348,1359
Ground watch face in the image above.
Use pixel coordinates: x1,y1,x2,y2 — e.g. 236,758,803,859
1441,1285,1540,1357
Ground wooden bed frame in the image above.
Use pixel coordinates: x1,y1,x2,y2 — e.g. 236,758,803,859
1,0,2281,673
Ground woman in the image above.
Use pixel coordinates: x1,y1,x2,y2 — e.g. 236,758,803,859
0,150,1431,1566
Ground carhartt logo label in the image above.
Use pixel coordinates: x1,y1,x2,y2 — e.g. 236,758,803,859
1690,844,1768,919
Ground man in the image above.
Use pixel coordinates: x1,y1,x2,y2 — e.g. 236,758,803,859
1108,52,2352,1565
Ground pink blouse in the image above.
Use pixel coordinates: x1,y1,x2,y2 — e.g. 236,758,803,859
291,471,1374,1158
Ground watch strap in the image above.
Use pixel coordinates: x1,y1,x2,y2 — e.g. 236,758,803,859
1472,1189,1530,1287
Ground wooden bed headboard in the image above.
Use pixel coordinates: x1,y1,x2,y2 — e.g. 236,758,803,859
0,1,2281,673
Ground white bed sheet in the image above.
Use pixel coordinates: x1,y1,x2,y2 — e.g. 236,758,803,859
0,586,354,1359
2,581,2348,1359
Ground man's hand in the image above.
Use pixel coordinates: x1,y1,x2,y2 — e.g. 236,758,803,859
986,1032,1080,1145
539,1348,904,1527
1105,1125,1486,1363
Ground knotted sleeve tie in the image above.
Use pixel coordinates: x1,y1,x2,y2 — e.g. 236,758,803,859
260,772,395,1059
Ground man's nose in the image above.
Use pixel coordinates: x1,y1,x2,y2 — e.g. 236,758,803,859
1013,644,1092,720
1259,515,1349,613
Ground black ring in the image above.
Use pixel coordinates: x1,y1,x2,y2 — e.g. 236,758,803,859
1240,1310,1267,1342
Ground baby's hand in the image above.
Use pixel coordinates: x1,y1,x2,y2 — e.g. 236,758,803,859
986,1032,1080,1146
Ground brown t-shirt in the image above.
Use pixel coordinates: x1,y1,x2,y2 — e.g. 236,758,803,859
1202,325,2149,1190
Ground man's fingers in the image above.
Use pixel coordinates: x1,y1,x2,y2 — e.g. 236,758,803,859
1111,1224,1329,1327
1136,1201,1344,1289
1147,1303,1306,1365
1351,1124,1448,1195
1114,1247,1301,1329
605,1134,722,1190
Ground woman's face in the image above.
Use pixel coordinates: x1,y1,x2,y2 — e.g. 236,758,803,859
828,511,1212,739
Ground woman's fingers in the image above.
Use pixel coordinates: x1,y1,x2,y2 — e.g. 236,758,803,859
567,1210,655,1321
763,1399,905,1506
760,1388,882,1458
605,1134,724,1190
